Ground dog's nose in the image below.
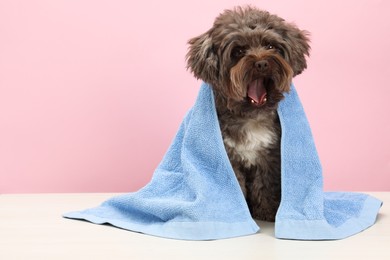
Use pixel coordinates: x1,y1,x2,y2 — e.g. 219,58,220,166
255,60,269,72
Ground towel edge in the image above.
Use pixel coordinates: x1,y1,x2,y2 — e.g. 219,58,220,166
274,194,382,240
63,211,260,241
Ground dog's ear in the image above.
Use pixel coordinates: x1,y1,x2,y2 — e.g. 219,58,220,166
282,24,310,76
186,32,219,83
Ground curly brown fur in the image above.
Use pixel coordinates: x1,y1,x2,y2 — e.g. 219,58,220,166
186,6,310,221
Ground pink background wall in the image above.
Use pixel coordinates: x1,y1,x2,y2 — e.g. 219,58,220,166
1,0,389,193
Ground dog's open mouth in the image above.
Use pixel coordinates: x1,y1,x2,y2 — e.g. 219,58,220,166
247,78,269,106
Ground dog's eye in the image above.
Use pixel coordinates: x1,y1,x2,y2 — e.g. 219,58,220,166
266,44,285,57
231,47,246,59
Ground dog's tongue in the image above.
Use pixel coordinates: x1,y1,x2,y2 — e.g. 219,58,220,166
248,79,267,105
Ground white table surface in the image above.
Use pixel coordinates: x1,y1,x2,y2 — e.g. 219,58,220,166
0,192,388,260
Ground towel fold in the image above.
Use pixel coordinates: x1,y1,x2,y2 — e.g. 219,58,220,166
64,82,382,240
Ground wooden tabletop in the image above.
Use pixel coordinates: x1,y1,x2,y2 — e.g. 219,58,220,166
1,192,388,259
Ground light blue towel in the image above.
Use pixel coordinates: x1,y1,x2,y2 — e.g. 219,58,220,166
64,82,382,240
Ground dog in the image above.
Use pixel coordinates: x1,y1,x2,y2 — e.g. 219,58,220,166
186,6,310,221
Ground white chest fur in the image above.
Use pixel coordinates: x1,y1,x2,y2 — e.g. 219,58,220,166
223,118,277,167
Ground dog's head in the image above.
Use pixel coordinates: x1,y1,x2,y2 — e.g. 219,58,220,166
186,6,310,112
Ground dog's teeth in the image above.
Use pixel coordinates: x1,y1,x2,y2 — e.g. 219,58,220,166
250,99,256,104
